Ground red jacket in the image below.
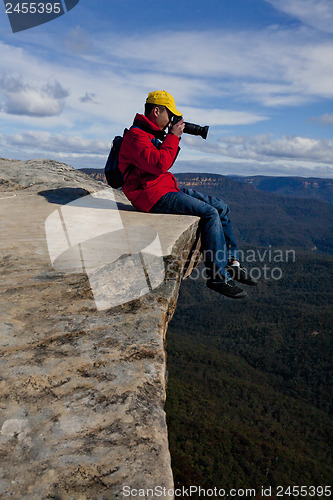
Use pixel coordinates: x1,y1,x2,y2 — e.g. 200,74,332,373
118,113,180,212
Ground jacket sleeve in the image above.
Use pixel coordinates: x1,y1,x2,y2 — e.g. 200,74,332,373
123,128,180,175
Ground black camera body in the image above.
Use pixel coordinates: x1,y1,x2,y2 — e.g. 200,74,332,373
171,116,209,140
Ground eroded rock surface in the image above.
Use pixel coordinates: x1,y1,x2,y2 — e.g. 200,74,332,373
0,159,200,499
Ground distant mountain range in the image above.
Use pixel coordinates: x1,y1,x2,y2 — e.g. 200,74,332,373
174,173,332,253
230,175,333,203
79,169,333,253
79,168,332,204
80,168,106,184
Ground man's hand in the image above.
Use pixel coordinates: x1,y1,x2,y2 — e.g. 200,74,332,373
170,118,185,138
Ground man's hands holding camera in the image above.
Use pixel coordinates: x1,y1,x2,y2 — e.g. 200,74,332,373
169,115,208,140
170,118,185,138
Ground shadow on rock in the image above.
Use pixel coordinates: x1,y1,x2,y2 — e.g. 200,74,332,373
38,187,91,204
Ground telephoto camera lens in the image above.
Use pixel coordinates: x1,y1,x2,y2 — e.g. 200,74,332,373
172,116,209,140
184,122,209,140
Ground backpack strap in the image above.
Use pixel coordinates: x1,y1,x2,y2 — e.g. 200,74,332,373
130,125,161,148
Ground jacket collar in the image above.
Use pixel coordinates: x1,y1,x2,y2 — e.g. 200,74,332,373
132,113,166,140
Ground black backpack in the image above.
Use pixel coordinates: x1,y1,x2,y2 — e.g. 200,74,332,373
104,129,129,189
105,124,162,189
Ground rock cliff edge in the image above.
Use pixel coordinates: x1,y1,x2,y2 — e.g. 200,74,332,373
0,159,201,499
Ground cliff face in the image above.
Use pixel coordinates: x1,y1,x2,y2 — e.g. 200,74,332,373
0,159,200,499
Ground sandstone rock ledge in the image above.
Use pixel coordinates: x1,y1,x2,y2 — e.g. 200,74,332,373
0,159,201,499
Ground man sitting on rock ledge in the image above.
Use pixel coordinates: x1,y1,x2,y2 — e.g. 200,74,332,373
118,90,258,298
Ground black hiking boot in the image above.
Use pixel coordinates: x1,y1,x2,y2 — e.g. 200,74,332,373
207,279,247,299
225,263,259,286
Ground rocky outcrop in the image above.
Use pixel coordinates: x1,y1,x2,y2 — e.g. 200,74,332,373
0,159,201,499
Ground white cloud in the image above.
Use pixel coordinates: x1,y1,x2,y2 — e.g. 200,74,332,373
80,92,97,103
0,131,109,154
1,130,332,178
182,134,333,165
174,158,333,178
0,39,200,121
180,107,268,126
239,83,309,107
309,113,333,125
0,74,70,117
64,26,93,55
1,19,332,130
97,25,333,106
3,128,331,174
0,38,269,136
0,12,332,179
266,0,333,34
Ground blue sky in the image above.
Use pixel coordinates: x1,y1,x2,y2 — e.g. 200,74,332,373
0,0,332,177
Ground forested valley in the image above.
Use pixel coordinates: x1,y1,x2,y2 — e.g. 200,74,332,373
164,174,332,497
